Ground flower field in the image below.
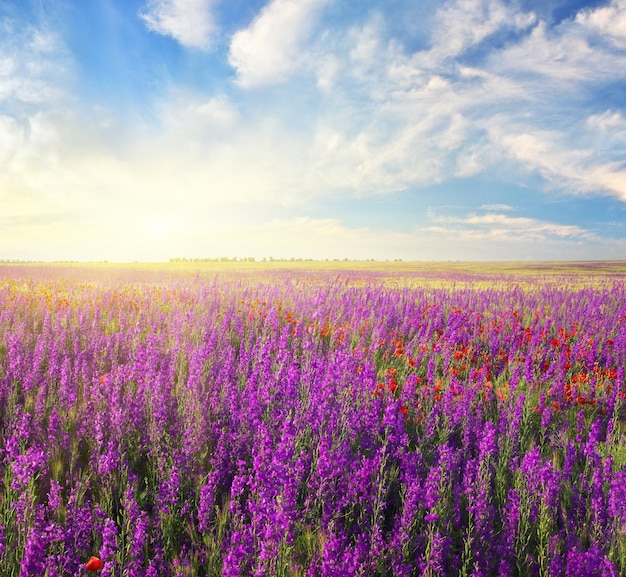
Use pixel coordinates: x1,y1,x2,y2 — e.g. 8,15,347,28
0,263,625,576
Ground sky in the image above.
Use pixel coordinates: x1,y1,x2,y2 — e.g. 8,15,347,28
1,0,626,262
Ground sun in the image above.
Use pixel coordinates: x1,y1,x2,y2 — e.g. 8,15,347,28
146,216,174,235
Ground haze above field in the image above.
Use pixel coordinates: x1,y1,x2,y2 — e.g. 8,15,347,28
1,0,626,262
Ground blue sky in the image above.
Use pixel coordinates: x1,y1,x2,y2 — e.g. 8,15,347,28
1,0,626,261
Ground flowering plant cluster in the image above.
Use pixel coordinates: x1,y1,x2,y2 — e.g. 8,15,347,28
0,265,624,576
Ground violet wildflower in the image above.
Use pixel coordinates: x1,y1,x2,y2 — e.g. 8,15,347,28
99,517,118,577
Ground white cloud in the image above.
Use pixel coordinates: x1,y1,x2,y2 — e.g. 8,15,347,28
576,0,626,49
586,110,626,146
229,0,331,87
314,53,340,92
0,115,23,166
488,124,626,202
233,213,623,262
587,110,626,132
0,26,69,108
492,9,626,83
480,204,514,211
157,93,239,141
221,0,626,202
427,210,598,245
430,0,536,60
139,0,219,50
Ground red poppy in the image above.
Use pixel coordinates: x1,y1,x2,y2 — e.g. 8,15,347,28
86,556,103,572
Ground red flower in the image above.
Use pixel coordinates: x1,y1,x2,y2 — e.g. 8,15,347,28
86,556,103,572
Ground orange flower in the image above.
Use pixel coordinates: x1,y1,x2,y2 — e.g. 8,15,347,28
86,556,103,572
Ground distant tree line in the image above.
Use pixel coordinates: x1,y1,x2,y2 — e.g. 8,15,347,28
169,257,322,263
169,257,257,263
168,257,397,263
0,260,110,264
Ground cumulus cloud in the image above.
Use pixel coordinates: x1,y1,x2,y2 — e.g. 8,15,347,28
139,0,219,50
229,0,332,87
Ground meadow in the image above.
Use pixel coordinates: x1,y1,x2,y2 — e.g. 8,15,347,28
0,262,625,576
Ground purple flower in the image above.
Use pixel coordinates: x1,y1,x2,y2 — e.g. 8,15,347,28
99,517,118,577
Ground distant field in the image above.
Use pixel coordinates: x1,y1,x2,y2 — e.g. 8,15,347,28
2,259,625,280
